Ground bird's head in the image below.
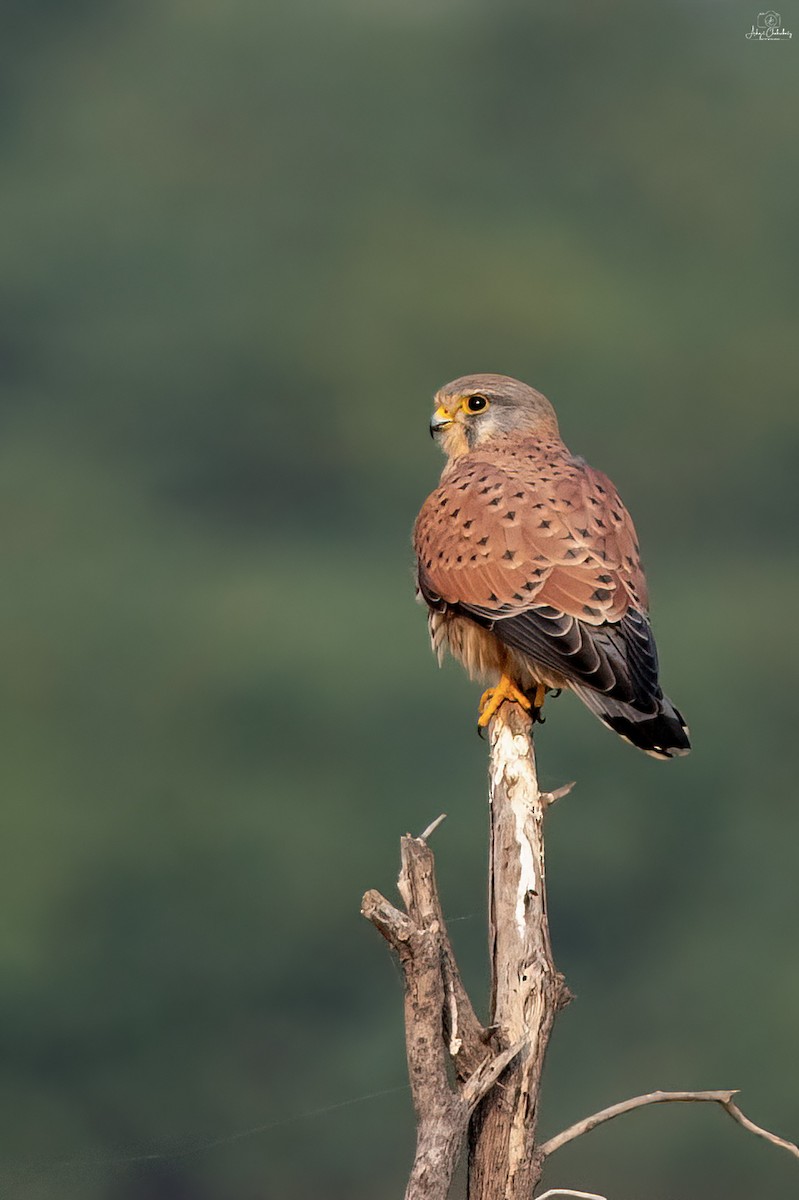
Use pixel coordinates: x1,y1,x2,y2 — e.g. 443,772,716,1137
429,373,560,459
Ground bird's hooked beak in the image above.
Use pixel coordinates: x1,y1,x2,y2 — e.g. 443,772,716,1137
429,405,454,437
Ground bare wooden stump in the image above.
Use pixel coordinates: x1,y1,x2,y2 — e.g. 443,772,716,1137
362,701,798,1198
467,702,571,1199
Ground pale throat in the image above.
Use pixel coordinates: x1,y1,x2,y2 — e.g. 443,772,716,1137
437,422,472,460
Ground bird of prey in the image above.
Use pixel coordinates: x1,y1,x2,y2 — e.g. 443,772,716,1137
413,374,690,758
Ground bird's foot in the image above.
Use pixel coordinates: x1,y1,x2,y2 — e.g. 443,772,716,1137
477,675,532,728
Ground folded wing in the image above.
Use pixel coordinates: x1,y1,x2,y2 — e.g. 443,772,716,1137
414,444,661,712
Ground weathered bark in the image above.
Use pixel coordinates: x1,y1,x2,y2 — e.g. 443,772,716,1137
467,703,570,1199
362,834,521,1200
362,700,796,1198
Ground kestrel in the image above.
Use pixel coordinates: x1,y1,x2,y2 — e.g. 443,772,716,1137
413,374,690,758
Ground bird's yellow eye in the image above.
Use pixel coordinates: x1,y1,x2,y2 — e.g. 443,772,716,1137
463,394,489,414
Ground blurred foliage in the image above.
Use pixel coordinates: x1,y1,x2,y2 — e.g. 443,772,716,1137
0,1,797,1197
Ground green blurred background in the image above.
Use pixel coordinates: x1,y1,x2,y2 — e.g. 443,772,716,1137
1,1,797,1197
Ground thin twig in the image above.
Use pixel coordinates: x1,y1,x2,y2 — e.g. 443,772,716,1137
725,1097,799,1160
419,813,447,840
540,781,576,808
535,1191,607,1200
539,1089,799,1162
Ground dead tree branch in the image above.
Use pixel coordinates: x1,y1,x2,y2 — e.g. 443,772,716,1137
361,832,519,1200
363,700,797,1197
468,702,570,1199
536,1191,607,1200
539,1088,799,1161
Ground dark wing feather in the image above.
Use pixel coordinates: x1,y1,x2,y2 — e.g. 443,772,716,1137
485,604,662,711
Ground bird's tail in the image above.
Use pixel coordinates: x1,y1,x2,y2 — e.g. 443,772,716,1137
572,686,691,759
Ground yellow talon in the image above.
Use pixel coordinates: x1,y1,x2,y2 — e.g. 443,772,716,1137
477,674,532,727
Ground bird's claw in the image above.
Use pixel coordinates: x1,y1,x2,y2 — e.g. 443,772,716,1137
477,676,532,728
530,683,547,724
